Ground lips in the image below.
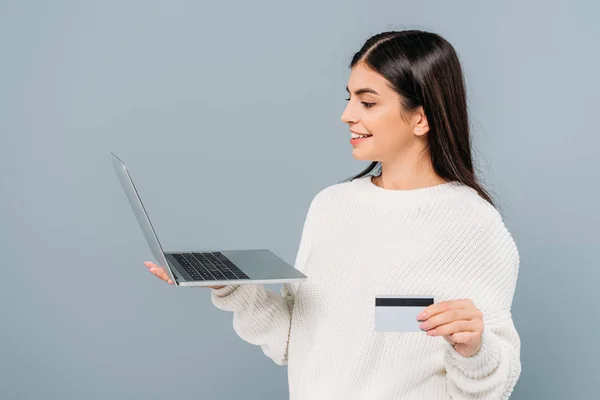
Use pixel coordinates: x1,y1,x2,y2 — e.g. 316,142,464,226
350,130,372,139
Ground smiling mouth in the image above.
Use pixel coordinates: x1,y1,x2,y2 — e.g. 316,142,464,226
351,133,372,139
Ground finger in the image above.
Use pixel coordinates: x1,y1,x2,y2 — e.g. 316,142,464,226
419,308,478,331
418,299,472,320
150,267,169,282
145,262,160,270
426,320,478,337
442,335,455,345
156,269,170,282
449,331,478,345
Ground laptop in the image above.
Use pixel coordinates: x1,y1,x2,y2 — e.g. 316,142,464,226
109,151,308,287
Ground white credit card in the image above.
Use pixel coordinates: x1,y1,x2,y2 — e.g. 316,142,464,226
375,295,434,332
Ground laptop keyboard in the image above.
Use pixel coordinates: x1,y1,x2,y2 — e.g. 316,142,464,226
172,252,250,281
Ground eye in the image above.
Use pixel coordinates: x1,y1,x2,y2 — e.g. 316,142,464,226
345,98,375,109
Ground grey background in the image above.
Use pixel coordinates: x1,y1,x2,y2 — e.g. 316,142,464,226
1,1,598,399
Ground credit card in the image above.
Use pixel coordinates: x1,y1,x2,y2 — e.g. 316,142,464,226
375,295,434,332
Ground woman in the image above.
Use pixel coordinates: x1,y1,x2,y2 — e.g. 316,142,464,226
145,30,521,399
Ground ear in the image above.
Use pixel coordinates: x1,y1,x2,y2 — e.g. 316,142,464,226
413,107,429,136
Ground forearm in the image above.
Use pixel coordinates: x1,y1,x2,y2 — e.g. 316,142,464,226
444,319,521,399
209,190,322,364
211,283,294,365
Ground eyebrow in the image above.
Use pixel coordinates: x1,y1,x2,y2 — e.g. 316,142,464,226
346,86,379,96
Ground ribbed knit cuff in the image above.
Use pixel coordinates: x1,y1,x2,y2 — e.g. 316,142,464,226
211,284,241,298
445,329,502,379
211,284,265,312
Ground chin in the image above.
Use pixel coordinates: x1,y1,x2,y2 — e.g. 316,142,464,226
351,148,376,161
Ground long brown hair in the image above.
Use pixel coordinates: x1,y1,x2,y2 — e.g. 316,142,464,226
345,30,495,207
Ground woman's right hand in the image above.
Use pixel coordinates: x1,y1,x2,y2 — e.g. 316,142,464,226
143,261,225,289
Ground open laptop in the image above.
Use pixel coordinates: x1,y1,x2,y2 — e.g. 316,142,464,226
109,151,307,287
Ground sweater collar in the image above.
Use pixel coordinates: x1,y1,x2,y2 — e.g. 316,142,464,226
352,174,472,207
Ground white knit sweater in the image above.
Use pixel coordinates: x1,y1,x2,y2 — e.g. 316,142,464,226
211,175,521,400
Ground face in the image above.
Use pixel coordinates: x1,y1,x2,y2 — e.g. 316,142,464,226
340,62,428,162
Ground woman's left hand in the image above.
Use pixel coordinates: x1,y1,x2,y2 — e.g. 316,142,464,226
417,299,484,358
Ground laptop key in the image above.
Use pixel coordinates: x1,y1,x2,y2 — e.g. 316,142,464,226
194,252,232,279
188,252,249,280
210,253,250,279
192,253,229,280
172,254,204,281
207,253,249,280
175,253,216,281
187,253,225,280
219,260,249,279
199,270,215,280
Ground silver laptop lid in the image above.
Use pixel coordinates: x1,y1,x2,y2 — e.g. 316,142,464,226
109,151,176,283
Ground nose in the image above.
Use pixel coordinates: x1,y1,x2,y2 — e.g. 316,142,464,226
340,103,358,125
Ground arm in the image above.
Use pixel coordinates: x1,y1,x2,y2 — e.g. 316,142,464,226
443,212,522,399
210,192,319,365
445,318,521,399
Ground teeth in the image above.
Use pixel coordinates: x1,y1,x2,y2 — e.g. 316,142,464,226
352,133,371,139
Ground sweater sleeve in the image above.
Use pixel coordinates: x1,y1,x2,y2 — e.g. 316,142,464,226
444,210,522,400
209,192,319,365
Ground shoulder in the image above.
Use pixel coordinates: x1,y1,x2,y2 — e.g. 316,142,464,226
454,187,504,226
449,185,521,270
299,178,362,228
306,177,359,209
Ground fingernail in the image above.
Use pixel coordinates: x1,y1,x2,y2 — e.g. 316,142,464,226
426,329,436,336
417,312,425,321
419,322,428,330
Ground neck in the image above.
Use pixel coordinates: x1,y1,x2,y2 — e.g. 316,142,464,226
374,149,446,190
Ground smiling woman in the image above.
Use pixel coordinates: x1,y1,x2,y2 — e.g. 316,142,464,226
190,30,521,400
340,31,495,205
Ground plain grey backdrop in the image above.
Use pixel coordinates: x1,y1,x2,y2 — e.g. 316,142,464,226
1,1,598,399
